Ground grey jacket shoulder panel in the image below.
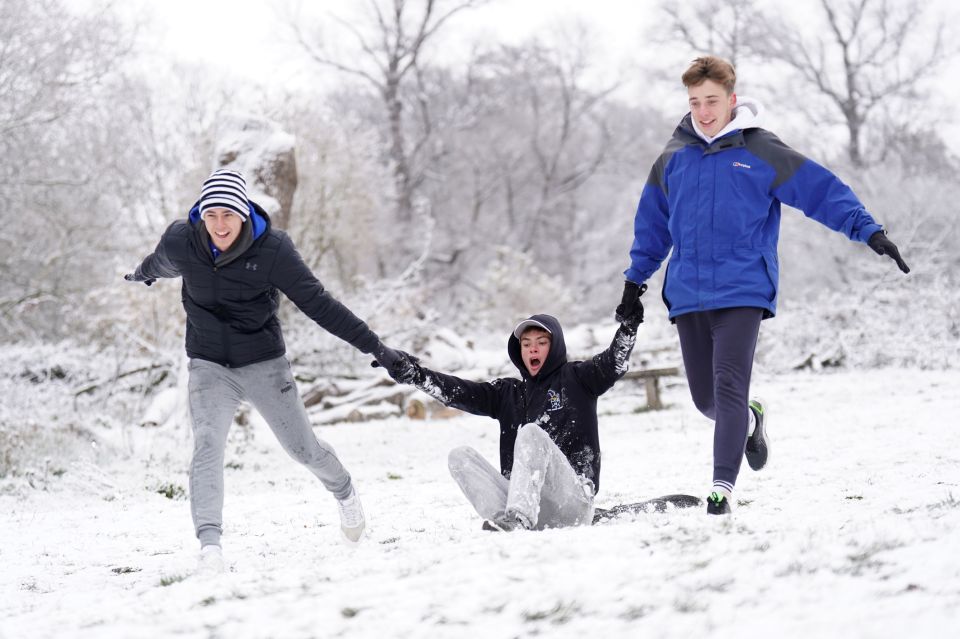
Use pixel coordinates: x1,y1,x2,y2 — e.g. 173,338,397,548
743,128,808,190
647,135,695,196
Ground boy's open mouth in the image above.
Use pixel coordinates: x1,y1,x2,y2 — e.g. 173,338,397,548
530,358,541,368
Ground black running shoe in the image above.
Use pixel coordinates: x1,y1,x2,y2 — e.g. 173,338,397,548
745,398,769,471
706,491,732,515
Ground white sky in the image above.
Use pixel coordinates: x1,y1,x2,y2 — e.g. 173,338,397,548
133,0,654,91
129,0,959,153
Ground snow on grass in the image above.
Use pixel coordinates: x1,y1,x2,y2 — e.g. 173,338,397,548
2,368,959,638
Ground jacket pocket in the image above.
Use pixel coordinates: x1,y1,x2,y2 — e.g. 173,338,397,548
760,251,779,303
661,259,674,312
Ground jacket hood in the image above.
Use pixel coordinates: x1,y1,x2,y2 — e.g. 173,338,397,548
681,96,765,144
508,314,567,380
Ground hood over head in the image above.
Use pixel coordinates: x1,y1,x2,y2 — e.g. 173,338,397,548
508,313,567,380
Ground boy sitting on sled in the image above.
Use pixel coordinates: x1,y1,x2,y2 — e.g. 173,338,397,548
379,299,644,531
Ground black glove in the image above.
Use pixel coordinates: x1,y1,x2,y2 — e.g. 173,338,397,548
372,343,402,372
619,301,645,334
868,231,910,274
615,281,647,324
124,272,156,286
372,349,421,385
391,351,423,385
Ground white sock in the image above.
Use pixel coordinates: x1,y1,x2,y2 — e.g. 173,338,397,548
711,482,733,502
747,406,756,437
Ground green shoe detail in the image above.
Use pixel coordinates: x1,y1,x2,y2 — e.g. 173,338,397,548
709,491,726,505
749,399,764,416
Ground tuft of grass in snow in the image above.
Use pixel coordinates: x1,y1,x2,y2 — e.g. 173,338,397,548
159,574,188,587
776,561,819,577
154,483,186,500
928,492,959,511
521,600,581,624
841,539,905,576
673,596,707,614
620,604,654,620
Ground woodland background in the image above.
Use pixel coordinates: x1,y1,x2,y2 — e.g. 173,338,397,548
1,0,958,479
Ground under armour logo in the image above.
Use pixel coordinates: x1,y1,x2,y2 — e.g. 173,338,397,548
245,261,258,271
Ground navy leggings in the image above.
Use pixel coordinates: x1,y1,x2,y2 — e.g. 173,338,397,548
675,307,763,490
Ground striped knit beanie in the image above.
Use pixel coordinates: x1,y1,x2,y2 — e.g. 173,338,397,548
199,169,249,220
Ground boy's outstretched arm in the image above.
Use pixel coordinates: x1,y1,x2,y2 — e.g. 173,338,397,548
123,223,183,285
375,351,505,420
575,290,646,396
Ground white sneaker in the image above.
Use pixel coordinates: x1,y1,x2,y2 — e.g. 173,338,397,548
337,487,365,544
196,545,225,576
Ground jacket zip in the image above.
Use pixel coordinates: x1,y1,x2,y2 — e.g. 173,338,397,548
212,265,231,367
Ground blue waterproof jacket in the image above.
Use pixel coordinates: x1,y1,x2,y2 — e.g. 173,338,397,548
625,99,882,319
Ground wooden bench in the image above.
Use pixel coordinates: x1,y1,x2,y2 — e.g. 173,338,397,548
622,366,680,410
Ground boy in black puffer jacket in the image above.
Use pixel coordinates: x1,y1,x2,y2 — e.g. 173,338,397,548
125,169,403,571
383,305,643,531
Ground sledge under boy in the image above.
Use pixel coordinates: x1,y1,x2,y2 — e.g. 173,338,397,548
381,304,644,532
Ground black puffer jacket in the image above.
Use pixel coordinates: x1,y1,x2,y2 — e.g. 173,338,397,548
404,315,637,493
131,204,380,367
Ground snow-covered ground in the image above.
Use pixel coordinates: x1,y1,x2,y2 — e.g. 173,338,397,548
2,368,959,639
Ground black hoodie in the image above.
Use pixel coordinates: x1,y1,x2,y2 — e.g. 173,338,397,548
406,315,637,493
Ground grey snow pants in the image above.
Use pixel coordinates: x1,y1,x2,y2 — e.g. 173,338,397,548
448,423,594,530
187,356,353,546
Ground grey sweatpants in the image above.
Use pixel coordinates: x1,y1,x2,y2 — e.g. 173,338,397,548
187,356,352,546
448,424,594,530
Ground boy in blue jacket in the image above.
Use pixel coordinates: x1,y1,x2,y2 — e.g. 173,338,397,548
617,56,910,515
383,308,643,531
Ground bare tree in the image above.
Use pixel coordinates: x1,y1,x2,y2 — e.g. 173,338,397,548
753,0,951,167
443,34,618,246
0,0,132,160
285,0,487,222
277,91,394,289
511,39,619,252
398,31,630,319
659,0,759,68
0,0,137,341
